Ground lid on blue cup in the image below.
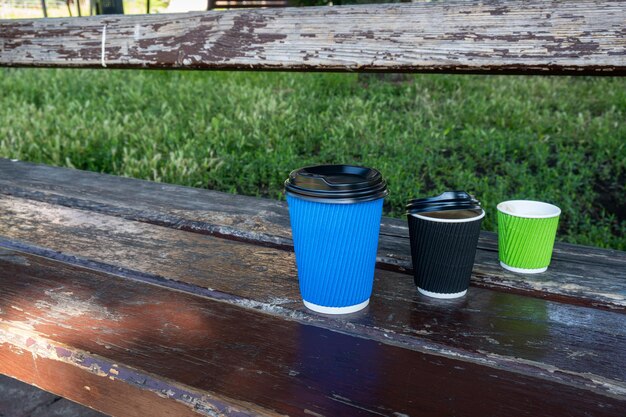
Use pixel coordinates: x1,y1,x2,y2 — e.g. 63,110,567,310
285,165,388,203
406,191,481,214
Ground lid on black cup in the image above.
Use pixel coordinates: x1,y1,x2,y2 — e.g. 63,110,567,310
407,191,481,214
285,165,388,203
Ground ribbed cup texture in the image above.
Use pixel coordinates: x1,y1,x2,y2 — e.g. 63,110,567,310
408,214,483,294
287,195,383,308
498,212,559,269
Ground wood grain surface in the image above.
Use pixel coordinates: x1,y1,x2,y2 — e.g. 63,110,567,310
1,1,625,74
0,159,624,310
1,250,625,417
0,374,107,417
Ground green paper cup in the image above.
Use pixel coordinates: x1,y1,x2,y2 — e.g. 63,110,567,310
497,200,561,274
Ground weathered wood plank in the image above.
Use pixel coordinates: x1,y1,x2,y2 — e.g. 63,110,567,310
1,251,625,417
0,374,106,417
1,198,626,397
0,345,263,417
0,159,624,310
1,1,625,74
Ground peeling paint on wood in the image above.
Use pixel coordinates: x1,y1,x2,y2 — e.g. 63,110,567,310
0,332,273,417
0,248,30,266
34,289,123,322
0,328,265,417
0,1,625,75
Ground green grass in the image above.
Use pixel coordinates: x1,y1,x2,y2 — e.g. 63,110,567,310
1,68,624,250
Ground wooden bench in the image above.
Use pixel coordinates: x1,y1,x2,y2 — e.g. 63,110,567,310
1,1,625,416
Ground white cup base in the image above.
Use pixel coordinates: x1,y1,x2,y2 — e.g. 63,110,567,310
303,299,369,315
417,287,467,299
500,261,547,274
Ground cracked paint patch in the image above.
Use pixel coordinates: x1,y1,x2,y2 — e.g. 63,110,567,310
0,326,267,417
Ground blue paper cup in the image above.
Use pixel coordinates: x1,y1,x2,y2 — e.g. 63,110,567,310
285,165,388,314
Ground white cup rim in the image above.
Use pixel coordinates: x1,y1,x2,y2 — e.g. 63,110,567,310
409,209,485,223
497,200,561,219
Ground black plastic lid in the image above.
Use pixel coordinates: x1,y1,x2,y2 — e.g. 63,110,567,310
285,164,388,203
407,191,474,207
407,191,481,214
408,202,482,215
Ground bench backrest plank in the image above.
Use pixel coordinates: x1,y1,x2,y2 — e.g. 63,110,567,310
1,0,624,75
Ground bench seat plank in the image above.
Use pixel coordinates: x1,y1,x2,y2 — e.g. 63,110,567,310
0,159,623,311
0,345,231,417
1,250,625,417
1,1,625,75
1,196,625,397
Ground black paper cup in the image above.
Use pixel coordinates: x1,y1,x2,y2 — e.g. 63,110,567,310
408,208,484,298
